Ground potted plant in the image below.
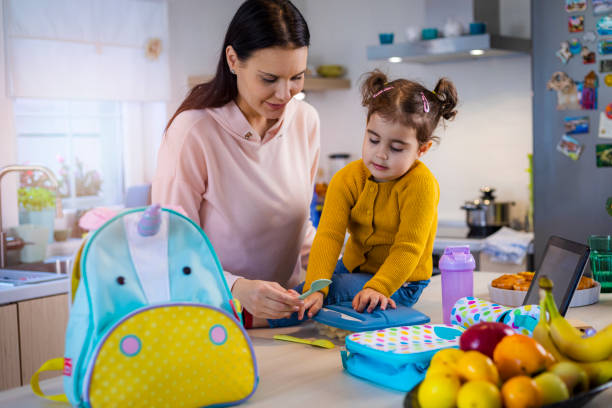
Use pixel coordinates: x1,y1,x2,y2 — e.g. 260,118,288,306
18,186,56,243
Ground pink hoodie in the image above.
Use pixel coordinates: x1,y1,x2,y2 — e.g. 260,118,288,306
152,98,320,290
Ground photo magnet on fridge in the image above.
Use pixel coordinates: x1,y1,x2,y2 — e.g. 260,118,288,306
557,42,573,63
605,74,612,86
597,15,612,35
600,59,612,72
607,197,612,216
598,104,612,138
596,144,612,166
547,72,581,110
581,45,596,64
557,134,584,160
598,39,612,55
566,0,586,12
583,31,597,43
564,116,589,134
578,71,598,110
593,0,612,15
569,15,585,32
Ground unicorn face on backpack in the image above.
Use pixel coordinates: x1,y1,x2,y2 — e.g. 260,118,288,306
59,205,257,407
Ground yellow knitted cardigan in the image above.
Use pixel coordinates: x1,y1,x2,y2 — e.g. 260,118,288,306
303,159,439,298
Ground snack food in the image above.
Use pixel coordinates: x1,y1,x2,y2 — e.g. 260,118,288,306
491,272,595,292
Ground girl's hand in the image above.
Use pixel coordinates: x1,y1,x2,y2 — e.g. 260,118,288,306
298,291,324,320
232,278,304,319
352,288,397,313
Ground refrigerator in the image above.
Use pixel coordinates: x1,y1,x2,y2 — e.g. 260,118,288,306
532,0,612,266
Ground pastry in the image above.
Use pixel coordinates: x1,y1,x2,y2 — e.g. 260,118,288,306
492,274,524,290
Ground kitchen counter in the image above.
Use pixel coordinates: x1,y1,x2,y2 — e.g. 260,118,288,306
1,272,610,407
0,276,70,305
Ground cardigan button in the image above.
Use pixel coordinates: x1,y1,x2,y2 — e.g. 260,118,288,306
244,132,252,140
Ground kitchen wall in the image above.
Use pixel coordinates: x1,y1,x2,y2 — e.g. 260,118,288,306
167,0,533,224
0,3,19,229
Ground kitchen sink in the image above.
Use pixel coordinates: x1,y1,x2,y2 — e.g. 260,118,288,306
0,257,72,286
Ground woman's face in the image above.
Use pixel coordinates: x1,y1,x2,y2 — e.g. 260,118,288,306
227,46,307,121
362,113,432,182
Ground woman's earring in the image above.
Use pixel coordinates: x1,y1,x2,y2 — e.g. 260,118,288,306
230,68,236,75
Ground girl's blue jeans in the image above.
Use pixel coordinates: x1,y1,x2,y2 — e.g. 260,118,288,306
268,259,430,328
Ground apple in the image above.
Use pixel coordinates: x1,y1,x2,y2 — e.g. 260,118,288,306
459,322,515,359
534,372,570,405
547,361,589,396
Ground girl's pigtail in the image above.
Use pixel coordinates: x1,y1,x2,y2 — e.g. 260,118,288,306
433,78,458,121
361,70,389,106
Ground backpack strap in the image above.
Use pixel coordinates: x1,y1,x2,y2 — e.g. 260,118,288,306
70,238,88,303
30,358,69,403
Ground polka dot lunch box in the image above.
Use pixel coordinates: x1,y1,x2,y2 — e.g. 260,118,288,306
341,324,465,392
450,296,541,336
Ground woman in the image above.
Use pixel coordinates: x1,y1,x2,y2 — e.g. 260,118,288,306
152,0,319,328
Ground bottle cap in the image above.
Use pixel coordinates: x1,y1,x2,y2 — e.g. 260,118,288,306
439,245,476,271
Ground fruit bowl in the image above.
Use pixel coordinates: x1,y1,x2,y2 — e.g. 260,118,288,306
403,379,612,408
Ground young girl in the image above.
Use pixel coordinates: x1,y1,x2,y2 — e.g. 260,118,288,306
293,70,458,322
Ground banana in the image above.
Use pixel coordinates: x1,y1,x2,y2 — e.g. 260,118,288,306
541,277,612,362
578,360,612,387
532,297,566,364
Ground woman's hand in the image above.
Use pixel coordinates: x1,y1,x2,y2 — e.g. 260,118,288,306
232,278,303,319
297,291,324,320
352,288,397,313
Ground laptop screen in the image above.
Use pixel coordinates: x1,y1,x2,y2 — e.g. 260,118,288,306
523,236,590,315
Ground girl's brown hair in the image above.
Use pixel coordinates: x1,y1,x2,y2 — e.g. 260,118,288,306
360,70,458,145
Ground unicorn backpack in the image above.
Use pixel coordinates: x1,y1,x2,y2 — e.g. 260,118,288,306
31,205,258,407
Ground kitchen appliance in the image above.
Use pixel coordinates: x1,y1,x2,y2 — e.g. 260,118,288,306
461,186,515,238
532,2,612,267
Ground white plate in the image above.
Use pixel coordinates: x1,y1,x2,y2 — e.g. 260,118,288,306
488,281,601,308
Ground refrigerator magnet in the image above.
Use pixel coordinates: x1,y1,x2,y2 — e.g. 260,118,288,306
556,42,573,63
557,135,584,160
598,39,612,55
598,105,612,138
569,16,585,32
593,0,612,15
600,60,612,72
564,116,589,134
547,72,580,110
605,74,612,86
597,16,612,35
607,197,612,216
583,31,596,43
596,144,612,166
566,0,586,12
581,45,596,64
578,71,598,110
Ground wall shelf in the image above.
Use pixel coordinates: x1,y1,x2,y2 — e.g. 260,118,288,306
187,75,350,91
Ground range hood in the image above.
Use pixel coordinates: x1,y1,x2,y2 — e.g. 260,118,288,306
366,0,531,64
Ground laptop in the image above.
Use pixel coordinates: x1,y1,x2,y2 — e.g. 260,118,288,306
523,236,590,316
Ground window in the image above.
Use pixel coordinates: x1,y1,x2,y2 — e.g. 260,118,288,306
14,98,124,209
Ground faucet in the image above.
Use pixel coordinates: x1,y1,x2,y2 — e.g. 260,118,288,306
0,165,63,268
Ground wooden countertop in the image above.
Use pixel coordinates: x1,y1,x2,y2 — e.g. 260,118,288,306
1,272,611,407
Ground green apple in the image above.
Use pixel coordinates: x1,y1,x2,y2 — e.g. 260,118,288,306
534,372,570,405
418,372,461,408
548,361,589,395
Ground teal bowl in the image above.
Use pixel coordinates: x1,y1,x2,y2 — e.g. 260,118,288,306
379,33,394,44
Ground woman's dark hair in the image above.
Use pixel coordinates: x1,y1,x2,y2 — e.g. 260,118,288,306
360,70,458,145
166,0,310,131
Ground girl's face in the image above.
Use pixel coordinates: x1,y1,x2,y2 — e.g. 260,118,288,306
362,113,432,182
227,46,307,122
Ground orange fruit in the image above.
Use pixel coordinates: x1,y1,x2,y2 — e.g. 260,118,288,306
493,334,555,381
501,375,543,408
455,350,500,385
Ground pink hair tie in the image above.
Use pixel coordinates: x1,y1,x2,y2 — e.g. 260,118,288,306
373,86,393,98
421,92,430,113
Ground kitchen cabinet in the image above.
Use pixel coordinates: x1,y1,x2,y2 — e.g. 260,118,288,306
187,75,350,91
0,304,21,390
0,294,69,391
